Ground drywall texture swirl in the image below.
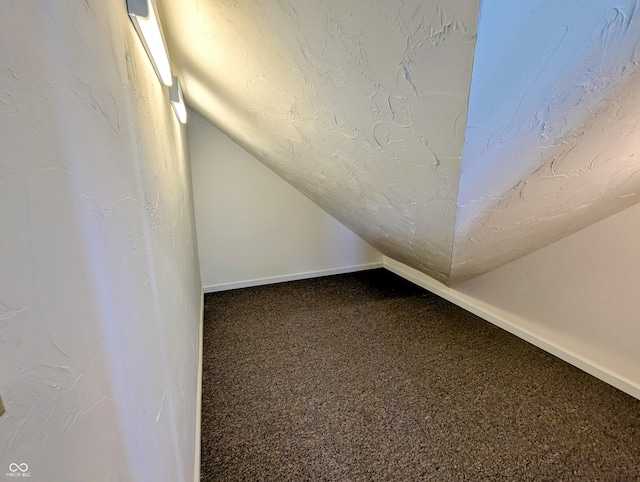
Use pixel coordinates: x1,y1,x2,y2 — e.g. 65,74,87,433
452,0,640,281
159,0,480,283
0,1,201,481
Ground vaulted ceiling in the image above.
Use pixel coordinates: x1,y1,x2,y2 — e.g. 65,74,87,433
159,0,640,284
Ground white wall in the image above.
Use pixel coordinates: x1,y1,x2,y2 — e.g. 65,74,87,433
455,201,640,392
0,1,202,481
188,109,382,292
386,201,640,399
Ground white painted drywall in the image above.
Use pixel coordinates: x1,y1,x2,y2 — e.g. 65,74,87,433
452,0,640,281
455,201,640,391
386,200,640,399
160,0,480,282
188,109,382,292
0,1,201,481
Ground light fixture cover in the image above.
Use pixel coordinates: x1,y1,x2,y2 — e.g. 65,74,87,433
127,0,173,86
170,77,187,124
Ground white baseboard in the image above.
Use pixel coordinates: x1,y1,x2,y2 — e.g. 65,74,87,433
383,256,640,400
203,262,383,293
193,290,204,482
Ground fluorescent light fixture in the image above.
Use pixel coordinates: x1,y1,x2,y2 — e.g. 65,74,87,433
127,0,173,86
169,77,187,124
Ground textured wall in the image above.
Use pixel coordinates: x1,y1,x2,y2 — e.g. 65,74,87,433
0,1,201,480
160,0,480,282
452,0,640,281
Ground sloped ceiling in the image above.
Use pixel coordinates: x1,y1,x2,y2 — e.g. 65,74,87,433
452,0,640,281
159,0,480,283
159,0,640,285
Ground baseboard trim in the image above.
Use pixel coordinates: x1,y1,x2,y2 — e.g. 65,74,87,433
193,290,204,482
203,262,384,293
383,256,640,400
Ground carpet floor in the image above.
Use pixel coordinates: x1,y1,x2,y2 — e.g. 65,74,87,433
201,269,640,481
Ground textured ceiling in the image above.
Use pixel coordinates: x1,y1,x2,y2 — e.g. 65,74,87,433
451,0,640,281
159,0,640,284
159,0,480,283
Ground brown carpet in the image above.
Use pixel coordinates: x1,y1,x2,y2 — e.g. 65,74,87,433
201,269,640,481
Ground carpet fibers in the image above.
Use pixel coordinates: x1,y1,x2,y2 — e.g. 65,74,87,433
201,269,640,481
